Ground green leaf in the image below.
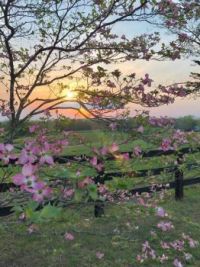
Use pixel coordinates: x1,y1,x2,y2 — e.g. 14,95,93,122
40,205,62,219
23,200,40,219
88,184,98,200
25,207,35,219
11,205,23,214
74,189,84,202
27,200,39,211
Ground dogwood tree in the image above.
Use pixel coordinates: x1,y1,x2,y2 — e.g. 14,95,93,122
0,0,196,139
157,0,200,94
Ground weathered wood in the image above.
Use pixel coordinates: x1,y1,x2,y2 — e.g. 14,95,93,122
94,201,105,217
174,153,184,200
175,168,184,200
1,146,200,167
1,177,200,217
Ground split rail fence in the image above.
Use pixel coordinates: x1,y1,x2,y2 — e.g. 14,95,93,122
0,146,200,217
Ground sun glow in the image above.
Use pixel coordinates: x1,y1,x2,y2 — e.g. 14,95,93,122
66,90,76,100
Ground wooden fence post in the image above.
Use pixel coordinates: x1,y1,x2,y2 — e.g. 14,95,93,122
94,159,105,217
175,153,184,200
94,200,104,217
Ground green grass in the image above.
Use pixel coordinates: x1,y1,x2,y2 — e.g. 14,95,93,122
0,186,200,267
0,129,200,266
1,129,200,197
13,129,157,154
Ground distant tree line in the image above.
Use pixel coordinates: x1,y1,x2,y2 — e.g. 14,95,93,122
175,116,200,132
1,116,200,138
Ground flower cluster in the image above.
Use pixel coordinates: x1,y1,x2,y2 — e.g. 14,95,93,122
11,127,68,202
0,100,12,118
160,84,187,97
13,164,52,202
157,221,174,232
161,138,173,151
137,241,156,263
160,130,188,151
0,143,16,164
18,128,68,165
149,116,175,127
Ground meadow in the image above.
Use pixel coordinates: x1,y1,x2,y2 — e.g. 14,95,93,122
0,125,200,267
0,186,200,267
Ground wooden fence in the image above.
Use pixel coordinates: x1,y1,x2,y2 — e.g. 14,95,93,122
0,146,200,217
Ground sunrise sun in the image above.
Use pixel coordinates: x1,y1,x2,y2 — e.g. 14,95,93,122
65,90,76,100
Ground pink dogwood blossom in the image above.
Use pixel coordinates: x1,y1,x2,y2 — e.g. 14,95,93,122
160,241,170,249
96,251,104,259
161,138,172,151
159,254,168,263
155,207,168,218
109,122,117,131
63,188,74,199
137,125,144,133
0,143,16,164
13,164,37,188
170,240,185,251
108,143,119,153
64,232,74,241
29,125,39,133
39,154,54,165
173,259,183,267
182,233,199,248
27,224,39,234
122,153,129,160
31,181,52,202
98,184,108,195
142,74,153,87
157,221,174,232
90,156,98,167
78,177,94,189
100,146,108,156
133,146,142,157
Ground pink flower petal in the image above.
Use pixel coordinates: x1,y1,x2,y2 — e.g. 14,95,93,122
109,143,119,153
5,144,14,152
90,156,98,166
13,174,26,185
173,259,183,267
40,155,54,165
96,251,104,259
22,164,35,176
64,232,74,241
156,207,167,218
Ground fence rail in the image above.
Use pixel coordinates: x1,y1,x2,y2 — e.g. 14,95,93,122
1,176,200,217
0,146,200,168
0,146,200,217
1,162,199,193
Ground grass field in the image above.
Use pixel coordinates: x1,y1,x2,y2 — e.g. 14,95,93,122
0,185,200,267
0,129,200,266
